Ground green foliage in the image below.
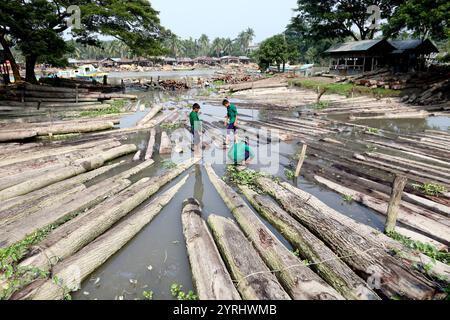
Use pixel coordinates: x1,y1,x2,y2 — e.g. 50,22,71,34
284,169,295,180
342,194,354,203
160,122,181,130
170,283,198,301
253,34,292,71
290,79,399,98
388,231,450,265
384,0,450,41
366,127,379,134
224,165,267,191
162,160,177,170
79,105,123,118
292,249,300,257
312,101,329,110
412,183,448,197
142,290,154,300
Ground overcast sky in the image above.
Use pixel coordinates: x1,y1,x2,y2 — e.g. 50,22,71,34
151,0,298,43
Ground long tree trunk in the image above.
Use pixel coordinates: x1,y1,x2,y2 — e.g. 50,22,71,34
205,164,343,300
0,34,22,82
255,177,442,300
25,55,38,83
182,198,241,300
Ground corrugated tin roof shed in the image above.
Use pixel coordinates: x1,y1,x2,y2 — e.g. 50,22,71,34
325,40,385,53
388,39,439,54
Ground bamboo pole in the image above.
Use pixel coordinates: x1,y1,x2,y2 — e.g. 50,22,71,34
205,164,343,300
15,175,190,300
239,185,380,300
182,198,241,300
207,215,291,300
294,144,308,177
385,175,408,234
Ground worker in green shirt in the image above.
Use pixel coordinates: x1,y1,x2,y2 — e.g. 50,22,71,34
222,99,238,145
228,137,255,165
189,103,202,156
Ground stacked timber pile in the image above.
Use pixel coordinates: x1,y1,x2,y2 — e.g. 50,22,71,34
0,83,136,104
218,76,288,93
0,133,199,299
182,164,447,300
349,69,450,105
158,79,190,90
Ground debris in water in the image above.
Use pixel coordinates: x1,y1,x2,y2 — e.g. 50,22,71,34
147,265,153,271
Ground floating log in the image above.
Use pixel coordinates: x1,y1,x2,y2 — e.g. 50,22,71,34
36,121,115,136
14,175,190,300
313,175,449,247
137,104,163,127
239,185,380,300
132,150,141,161
159,131,172,155
182,198,241,300
207,215,291,300
0,144,137,201
385,175,408,234
205,164,342,300
0,130,37,142
280,181,450,284
255,177,442,300
144,129,156,160
16,158,198,276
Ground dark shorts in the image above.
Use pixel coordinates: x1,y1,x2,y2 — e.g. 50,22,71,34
227,122,237,134
244,150,250,161
191,129,200,145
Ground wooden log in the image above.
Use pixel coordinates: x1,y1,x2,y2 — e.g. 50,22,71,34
182,198,241,300
36,121,115,136
14,175,190,300
385,175,408,234
280,181,450,284
0,130,38,142
16,158,198,274
144,128,156,160
159,131,172,155
132,150,141,161
0,162,123,212
205,164,343,300
0,144,137,201
137,104,163,127
294,144,308,177
255,177,442,300
207,215,291,300
239,185,380,300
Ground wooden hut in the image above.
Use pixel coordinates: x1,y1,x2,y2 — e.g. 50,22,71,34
388,39,439,72
220,56,240,64
325,39,396,75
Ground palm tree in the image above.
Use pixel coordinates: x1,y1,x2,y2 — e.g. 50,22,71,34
198,34,210,56
237,28,255,55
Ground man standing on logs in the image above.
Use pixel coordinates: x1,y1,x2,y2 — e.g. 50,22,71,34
189,103,202,157
222,99,238,145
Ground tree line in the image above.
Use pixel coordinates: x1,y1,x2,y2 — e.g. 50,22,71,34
253,0,450,71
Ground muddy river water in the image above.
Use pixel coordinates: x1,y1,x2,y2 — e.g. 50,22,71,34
73,82,450,300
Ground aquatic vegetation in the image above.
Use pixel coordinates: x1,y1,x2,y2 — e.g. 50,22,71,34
342,194,354,203
143,290,154,300
388,231,449,265
312,101,329,110
292,249,300,257
162,160,178,169
412,183,448,197
284,168,295,180
79,105,123,117
224,165,267,191
366,127,379,134
170,283,198,300
160,122,181,130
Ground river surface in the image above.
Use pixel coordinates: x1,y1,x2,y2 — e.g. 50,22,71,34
73,85,449,300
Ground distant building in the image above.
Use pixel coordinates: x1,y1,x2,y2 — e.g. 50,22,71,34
325,39,439,75
220,56,240,64
194,56,220,65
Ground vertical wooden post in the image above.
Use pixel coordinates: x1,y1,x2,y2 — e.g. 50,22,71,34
294,144,308,177
75,84,79,104
384,175,408,234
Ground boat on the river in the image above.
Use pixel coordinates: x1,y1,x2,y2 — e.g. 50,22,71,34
173,66,196,71
57,64,108,81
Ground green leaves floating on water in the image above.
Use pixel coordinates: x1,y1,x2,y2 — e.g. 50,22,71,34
170,283,198,300
143,290,154,300
162,160,178,170
284,169,295,180
225,165,267,191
